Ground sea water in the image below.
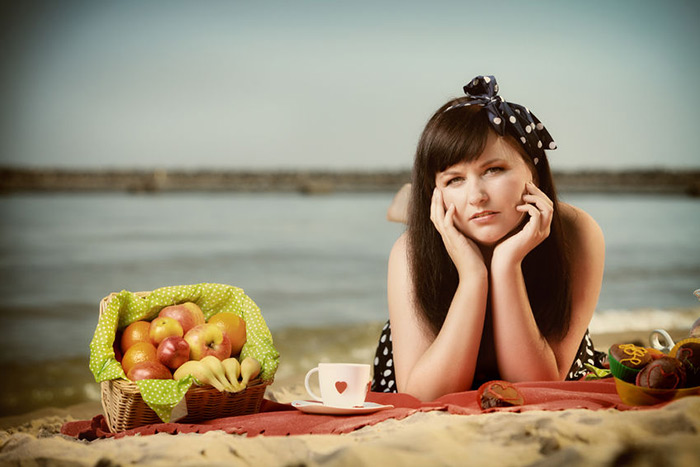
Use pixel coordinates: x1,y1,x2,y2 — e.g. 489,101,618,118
0,192,698,414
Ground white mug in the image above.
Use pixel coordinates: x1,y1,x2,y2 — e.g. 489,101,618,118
304,363,371,408
649,329,675,353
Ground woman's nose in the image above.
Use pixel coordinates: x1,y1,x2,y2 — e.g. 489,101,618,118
467,182,488,205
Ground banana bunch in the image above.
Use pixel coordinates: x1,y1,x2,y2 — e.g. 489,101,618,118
173,356,261,393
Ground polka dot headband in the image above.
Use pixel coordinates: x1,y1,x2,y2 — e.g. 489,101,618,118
445,75,556,165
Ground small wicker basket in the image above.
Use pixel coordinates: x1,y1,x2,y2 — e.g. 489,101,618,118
98,292,270,433
100,378,268,432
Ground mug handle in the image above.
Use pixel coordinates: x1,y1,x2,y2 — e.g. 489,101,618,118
649,329,674,353
304,367,323,402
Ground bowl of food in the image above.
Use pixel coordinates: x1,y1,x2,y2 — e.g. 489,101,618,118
610,337,700,406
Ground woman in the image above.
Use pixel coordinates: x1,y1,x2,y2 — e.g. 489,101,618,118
372,76,605,401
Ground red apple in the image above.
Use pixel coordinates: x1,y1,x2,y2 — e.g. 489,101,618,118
126,361,173,380
149,316,184,346
157,336,190,370
184,324,231,361
158,302,205,334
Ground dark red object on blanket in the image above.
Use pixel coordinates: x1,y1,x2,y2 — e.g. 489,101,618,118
61,380,669,441
477,380,525,409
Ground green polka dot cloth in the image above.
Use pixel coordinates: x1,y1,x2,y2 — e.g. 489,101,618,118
89,283,279,423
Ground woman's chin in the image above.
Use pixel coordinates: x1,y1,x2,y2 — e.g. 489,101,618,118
462,214,526,248
469,233,503,248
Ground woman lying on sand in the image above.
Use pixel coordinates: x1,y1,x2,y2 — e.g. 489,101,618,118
372,75,606,401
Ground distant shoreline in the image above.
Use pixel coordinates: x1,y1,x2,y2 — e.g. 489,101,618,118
1,167,699,196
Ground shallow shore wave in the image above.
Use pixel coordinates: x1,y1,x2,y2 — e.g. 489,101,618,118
588,307,699,334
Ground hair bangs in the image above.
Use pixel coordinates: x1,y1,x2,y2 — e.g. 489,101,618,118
423,102,490,178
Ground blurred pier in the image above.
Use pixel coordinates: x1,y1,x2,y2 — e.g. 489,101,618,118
1,167,698,196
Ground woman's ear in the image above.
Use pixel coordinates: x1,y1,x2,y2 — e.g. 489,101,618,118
528,167,539,187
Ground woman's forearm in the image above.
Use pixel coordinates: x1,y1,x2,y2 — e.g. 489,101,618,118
489,258,560,381
399,272,488,400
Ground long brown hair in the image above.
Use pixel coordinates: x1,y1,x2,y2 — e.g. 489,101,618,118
407,99,572,340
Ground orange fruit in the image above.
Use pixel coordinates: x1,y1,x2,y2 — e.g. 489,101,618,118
121,341,158,375
208,312,247,356
121,320,152,353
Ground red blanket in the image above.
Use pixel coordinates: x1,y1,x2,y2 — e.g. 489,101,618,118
61,380,661,440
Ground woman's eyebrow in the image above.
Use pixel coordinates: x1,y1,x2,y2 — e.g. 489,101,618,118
438,157,508,180
437,169,463,179
478,157,506,167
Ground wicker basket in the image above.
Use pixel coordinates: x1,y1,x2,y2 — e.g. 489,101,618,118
98,291,270,433
100,378,268,432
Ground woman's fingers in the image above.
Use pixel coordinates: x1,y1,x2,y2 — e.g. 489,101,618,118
521,182,553,231
493,182,554,263
517,202,541,222
517,201,550,238
430,188,486,274
522,194,552,212
431,189,460,243
439,201,461,237
444,202,456,226
430,188,445,232
431,188,456,236
442,204,464,243
523,182,553,210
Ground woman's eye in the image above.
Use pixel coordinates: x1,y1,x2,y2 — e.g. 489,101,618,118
446,177,464,186
485,166,504,175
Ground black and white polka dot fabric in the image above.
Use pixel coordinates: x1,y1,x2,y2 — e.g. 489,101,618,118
371,321,397,392
371,320,603,393
567,329,605,380
444,75,556,165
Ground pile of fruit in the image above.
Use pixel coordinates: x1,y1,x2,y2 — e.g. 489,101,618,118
115,301,260,392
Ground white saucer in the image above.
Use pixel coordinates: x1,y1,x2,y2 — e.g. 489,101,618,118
291,400,394,415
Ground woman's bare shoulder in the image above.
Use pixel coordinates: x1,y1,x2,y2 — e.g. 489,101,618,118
558,202,605,256
559,203,603,238
389,231,410,264
387,231,416,323
387,183,411,224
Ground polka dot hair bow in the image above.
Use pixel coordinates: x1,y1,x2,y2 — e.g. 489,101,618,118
447,75,557,164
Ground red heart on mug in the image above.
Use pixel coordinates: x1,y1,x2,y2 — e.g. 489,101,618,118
335,381,348,394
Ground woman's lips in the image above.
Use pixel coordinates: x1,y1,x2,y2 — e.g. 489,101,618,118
470,211,498,221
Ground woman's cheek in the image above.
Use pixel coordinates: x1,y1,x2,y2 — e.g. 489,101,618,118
440,190,466,230
441,189,459,212
497,178,526,207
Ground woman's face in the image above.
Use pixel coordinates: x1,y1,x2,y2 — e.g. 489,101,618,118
434,131,535,246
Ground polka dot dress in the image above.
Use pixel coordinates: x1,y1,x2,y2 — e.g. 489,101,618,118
371,320,604,392
371,321,396,392
567,329,607,380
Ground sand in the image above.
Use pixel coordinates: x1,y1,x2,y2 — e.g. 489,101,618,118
1,395,699,466
2,329,700,467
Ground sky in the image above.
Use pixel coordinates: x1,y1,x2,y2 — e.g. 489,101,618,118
1,0,699,171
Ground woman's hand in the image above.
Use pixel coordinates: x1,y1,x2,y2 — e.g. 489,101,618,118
430,188,486,278
493,182,553,267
